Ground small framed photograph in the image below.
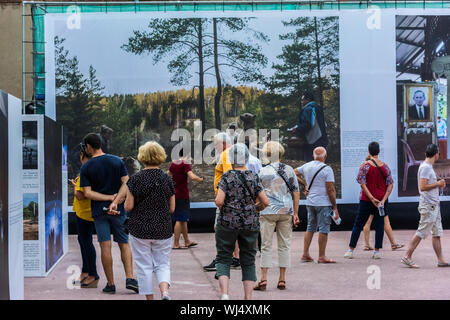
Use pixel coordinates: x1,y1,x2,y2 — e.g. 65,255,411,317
406,84,433,122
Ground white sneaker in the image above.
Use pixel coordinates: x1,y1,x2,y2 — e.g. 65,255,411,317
221,294,230,300
344,250,354,259
372,251,381,259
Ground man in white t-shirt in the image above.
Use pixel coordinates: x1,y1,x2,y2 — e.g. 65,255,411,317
295,147,339,263
401,144,450,268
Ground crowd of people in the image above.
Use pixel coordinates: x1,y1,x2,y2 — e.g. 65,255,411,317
70,93,449,300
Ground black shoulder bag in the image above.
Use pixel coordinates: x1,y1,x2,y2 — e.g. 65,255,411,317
370,159,387,182
308,165,328,190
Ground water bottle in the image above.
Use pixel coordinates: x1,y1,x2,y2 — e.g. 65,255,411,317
378,205,385,217
330,210,341,225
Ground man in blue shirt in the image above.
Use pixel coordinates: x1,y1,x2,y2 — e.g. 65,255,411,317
289,92,328,162
80,133,138,294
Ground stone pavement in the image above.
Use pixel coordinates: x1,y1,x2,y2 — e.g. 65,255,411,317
24,230,450,300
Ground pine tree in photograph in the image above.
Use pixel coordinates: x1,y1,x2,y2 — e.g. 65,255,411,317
121,18,268,133
269,16,339,106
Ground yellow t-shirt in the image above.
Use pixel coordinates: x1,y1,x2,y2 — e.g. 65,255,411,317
73,175,93,221
214,148,246,195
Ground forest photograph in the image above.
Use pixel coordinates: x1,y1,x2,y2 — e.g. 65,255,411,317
52,13,340,202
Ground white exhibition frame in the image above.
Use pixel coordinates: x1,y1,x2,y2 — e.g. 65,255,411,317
23,115,67,277
8,92,24,299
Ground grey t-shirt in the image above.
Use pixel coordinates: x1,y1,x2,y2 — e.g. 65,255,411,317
297,160,334,207
418,162,439,205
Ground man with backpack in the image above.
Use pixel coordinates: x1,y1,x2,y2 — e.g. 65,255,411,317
295,146,339,263
289,92,328,162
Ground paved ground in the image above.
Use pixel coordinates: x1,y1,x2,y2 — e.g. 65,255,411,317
24,230,450,300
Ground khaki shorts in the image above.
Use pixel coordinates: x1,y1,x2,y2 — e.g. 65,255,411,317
416,202,443,239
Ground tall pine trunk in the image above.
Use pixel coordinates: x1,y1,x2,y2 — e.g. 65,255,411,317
313,17,324,107
213,18,222,130
198,20,206,136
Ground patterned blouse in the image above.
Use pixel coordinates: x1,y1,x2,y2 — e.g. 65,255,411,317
127,169,175,240
258,162,299,216
217,170,264,231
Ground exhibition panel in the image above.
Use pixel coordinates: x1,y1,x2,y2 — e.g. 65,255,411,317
0,90,24,300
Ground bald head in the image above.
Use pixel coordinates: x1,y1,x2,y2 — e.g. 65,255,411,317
313,147,327,162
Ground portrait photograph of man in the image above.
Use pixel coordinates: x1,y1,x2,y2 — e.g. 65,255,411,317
406,85,433,122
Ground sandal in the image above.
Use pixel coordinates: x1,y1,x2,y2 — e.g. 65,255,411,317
401,257,420,268
363,245,374,251
277,280,286,290
301,256,314,263
253,280,267,291
391,243,405,251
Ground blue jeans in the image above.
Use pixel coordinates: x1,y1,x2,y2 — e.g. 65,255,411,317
349,200,385,250
76,216,99,278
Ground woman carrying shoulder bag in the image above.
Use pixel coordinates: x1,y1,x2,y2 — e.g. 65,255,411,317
254,141,300,291
215,143,269,300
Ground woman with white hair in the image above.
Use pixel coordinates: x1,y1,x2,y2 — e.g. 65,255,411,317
254,141,300,291
215,143,269,300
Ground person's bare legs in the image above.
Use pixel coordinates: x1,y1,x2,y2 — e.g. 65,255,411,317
243,280,254,300
233,241,239,259
432,236,447,264
404,235,422,261
181,222,195,246
363,215,374,248
100,241,114,285
118,242,134,279
302,231,314,260
260,267,268,282
78,272,89,282
145,294,154,300
159,281,170,298
318,233,333,262
384,216,397,246
219,275,229,297
279,267,286,282
173,221,182,248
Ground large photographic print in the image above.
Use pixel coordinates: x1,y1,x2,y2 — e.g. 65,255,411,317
23,121,38,170
396,15,450,197
44,117,63,272
51,13,341,203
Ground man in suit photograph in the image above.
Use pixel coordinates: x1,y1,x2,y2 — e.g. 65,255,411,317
408,90,430,121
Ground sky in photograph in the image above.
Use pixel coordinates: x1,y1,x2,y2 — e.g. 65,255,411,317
54,13,337,96
23,193,38,206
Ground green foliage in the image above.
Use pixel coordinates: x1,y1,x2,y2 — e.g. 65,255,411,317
438,94,447,119
23,201,38,221
55,36,103,149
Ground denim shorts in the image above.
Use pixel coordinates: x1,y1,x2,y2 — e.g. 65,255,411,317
93,214,128,243
306,206,332,234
